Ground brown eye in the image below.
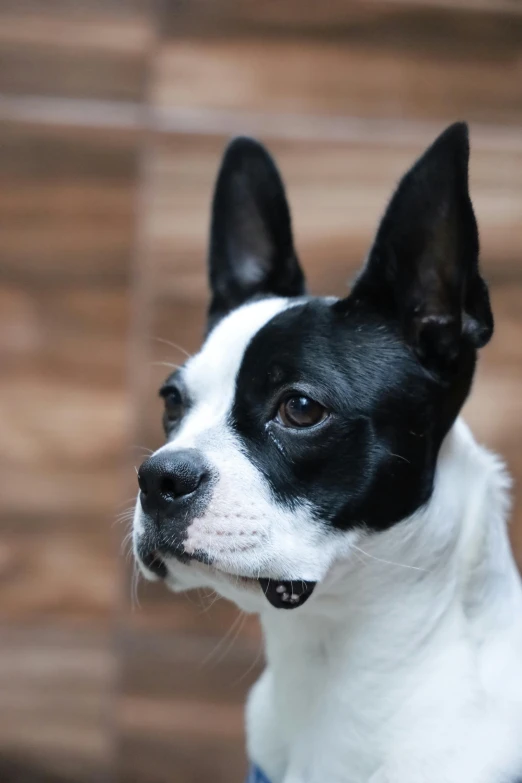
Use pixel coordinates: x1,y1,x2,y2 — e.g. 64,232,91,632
162,388,184,425
277,395,327,428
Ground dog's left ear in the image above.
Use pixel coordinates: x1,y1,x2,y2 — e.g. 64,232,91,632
207,137,305,330
350,122,493,372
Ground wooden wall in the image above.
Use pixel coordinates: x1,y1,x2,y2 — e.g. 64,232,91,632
0,2,521,781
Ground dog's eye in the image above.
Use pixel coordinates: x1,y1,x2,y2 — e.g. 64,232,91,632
277,395,327,428
162,387,184,425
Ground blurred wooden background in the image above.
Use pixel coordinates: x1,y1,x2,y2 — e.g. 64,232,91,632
0,2,521,781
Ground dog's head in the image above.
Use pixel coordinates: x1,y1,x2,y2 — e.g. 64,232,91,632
133,123,493,612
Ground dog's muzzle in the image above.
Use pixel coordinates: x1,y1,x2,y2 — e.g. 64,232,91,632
135,450,316,609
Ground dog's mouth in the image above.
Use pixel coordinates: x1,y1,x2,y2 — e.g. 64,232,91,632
140,549,168,579
139,550,316,610
258,578,316,609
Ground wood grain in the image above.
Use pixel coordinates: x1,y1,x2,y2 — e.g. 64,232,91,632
464,283,522,565
0,119,133,626
0,627,114,783
0,529,117,624
155,4,522,126
117,630,259,783
0,3,156,101
162,0,522,36
0,121,138,285
0,118,134,530
0,283,130,522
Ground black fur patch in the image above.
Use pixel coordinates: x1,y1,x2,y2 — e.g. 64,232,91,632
231,297,473,531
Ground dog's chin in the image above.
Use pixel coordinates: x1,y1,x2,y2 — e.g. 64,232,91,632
136,550,316,611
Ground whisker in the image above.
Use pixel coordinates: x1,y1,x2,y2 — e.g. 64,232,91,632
183,590,204,609
131,445,154,456
351,548,368,568
115,504,135,516
150,361,184,370
214,612,247,669
113,505,136,530
200,611,246,669
152,337,192,360
232,643,264,687
387,451,411,465
120,529,134,556
198,590,222,614
351,544,428,572
131,562,142,610
113,511,135,527
115,495,139,508
114,509,135,519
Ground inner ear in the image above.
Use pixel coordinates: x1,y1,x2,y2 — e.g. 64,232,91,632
207,137,305,330
351,122,493,372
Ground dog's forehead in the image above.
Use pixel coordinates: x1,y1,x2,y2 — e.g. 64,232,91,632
183,298,292,401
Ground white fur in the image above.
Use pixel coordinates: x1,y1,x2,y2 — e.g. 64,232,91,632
246,420,522,783
133,300,522,783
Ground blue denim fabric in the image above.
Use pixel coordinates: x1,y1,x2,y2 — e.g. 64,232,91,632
245,764,272,783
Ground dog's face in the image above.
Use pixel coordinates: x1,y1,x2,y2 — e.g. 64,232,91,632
133,123,493,612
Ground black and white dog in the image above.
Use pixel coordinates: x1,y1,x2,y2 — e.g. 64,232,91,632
133,123,522,783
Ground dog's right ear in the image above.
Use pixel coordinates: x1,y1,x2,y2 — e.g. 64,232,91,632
207,137,305,331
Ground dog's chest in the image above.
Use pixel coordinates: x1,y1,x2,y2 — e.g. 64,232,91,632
246,617,394,782
245,611,522,783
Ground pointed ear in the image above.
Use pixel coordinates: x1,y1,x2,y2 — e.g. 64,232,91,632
351,122,493,372
207,137,305,329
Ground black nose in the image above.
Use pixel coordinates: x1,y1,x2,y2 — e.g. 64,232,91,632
137,449,209,516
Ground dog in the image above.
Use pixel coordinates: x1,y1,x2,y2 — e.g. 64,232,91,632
133,123,522,783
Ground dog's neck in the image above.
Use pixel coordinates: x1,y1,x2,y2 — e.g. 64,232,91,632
255,419,522,760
